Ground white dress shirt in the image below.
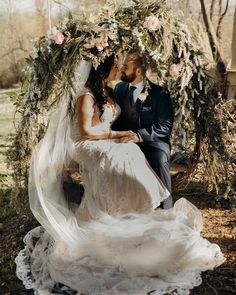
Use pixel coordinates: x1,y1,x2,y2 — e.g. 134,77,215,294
129,80,144,103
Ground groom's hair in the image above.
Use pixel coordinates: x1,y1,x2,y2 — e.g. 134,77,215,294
128,51,146,76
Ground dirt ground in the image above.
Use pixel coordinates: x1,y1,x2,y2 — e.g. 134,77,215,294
0,189,235,295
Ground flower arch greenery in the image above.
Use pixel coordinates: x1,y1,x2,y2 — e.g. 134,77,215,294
8,0,231,209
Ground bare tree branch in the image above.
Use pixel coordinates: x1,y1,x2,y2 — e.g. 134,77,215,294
216,0,229,39
1,47,28,59
210,0,216,21
52,0,73,12
199,0,222,59
218,0,222,16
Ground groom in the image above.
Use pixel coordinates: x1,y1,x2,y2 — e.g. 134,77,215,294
112,52,174,209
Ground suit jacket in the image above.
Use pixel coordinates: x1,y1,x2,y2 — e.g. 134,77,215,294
112,80,174,154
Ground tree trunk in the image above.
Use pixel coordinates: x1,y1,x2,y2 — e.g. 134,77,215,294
231,4,236,70
35,0,48,33
7,0,18,72
199,0,226,82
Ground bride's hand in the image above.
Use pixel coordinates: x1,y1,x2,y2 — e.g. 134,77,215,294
110,130,136,139
118,133,140,143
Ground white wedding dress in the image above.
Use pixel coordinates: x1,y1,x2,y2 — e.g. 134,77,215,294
15,92,225,295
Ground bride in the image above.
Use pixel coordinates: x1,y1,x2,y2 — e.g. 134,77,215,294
16,54,225,295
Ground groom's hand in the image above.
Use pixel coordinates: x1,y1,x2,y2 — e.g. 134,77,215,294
118,133,140,143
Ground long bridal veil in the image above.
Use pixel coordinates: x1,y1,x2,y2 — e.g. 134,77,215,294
29,59,92,245
16,57,225,295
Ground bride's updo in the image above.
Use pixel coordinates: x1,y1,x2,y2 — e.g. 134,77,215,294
85,55,115,114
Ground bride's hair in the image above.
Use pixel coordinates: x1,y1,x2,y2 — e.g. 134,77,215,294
85,54,115,114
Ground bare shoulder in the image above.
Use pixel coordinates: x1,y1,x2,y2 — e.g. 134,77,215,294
76,92,96,111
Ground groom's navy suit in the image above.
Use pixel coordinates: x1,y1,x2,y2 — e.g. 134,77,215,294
112,80,174,209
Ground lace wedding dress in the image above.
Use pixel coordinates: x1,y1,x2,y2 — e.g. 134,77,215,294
15,92,225,295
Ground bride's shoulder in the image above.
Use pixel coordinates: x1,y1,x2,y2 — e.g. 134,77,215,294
78,90,95,99
75,91,99,117
77,91,96,107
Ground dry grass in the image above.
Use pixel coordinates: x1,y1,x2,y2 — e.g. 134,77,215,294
0,89,17,191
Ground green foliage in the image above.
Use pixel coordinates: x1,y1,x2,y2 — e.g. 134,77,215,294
8,0,232,207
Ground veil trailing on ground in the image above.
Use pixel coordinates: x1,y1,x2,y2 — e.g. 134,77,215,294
16,56,226,295
29,60,92,245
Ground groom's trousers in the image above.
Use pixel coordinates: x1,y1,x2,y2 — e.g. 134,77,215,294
138,143,173,209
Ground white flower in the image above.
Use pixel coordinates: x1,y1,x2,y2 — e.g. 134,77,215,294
138,38,145,51
132,27,141,37
32,47,39,59
150,49,162,61
138,90,148,102
144,15,160,32
84,34,109,51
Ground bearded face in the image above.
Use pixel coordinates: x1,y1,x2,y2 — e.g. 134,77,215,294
120,71,137,83
120,56,138,83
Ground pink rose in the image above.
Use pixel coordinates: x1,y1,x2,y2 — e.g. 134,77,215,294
144,15,160,32
52,31,65,45
107,32,116,40
169,64,182,76
95,37,109,51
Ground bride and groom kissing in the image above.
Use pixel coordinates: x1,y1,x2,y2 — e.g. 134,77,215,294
15,50,225,294
86,51,174,209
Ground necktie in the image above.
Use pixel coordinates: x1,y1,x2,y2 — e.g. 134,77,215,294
128,86,136,106
126,85,140,131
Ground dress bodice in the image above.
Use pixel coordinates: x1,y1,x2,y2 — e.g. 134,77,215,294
72,92,121,141
93,101,121,127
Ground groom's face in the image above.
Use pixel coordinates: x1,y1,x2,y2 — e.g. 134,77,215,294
120,56,137,83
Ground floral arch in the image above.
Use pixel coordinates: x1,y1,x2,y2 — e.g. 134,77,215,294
9,0,231,208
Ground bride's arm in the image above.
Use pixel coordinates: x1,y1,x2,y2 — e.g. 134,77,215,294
76,94,134,140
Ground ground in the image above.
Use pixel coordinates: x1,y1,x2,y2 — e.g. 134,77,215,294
0,89,235,295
